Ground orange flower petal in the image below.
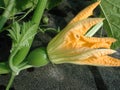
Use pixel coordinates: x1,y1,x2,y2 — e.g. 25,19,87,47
48,47,91,63
73,56,120,67
47,18,103,51
47,1,120,67
80,36,116,48
68,1,101,25
81,36,116,43
49,48,116,64
66,18,104,36
89,42,111,48
57,18,103,50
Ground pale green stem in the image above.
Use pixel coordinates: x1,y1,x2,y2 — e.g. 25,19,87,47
85,22,103,37
6,72,16,90
0,0,15,32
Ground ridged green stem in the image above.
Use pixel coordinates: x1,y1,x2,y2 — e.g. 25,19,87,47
0,0,15,32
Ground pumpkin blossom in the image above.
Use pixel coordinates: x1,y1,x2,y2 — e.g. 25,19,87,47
47,1,120,66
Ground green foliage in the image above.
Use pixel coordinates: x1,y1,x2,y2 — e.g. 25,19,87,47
0,0,63,32
14,0,37,11
8,22,37,53
100,0,120,49
3,0,38,14
0,62,10,74
1,0,63,15
0,0,60,89
0,0,4,7
46,0,63,10
0,0,15,32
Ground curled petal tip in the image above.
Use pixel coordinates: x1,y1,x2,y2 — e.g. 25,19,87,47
68,1,101,25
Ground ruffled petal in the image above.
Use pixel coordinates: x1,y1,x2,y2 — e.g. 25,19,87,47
66,18,104,36
47,1,120,67
81,36,116,43
72,56,120,67
49,48,116,64
80,36,116,48
57,18,103,50
68,1,101,25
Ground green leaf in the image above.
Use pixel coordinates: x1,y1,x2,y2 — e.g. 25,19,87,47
100,0,120,49
46,0,63,10
8,22,37,52
14,0,37,12
0,62,10,74
0,0,5,7
3,0,38,15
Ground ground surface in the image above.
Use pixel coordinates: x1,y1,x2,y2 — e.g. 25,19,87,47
0,0,120,90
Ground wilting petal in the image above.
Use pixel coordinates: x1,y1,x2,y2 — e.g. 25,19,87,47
59,18,103,49
48,47,91,62
47,18,104,52
72,56,120,67
68,1,101,25
49,48,116,64
66,18,104,36
47,1,120,67
81,36,116,43
80,36,116,48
